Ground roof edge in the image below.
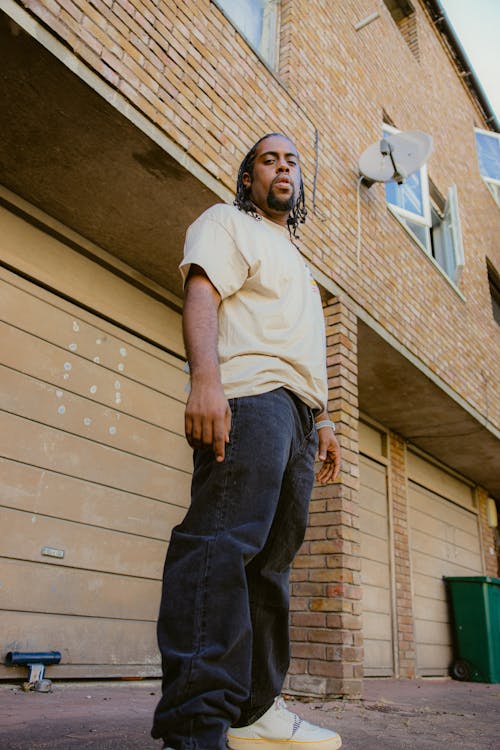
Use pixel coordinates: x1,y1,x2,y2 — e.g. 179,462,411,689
422,0,499,133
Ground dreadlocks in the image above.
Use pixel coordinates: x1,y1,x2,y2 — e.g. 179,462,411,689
234,133,307,239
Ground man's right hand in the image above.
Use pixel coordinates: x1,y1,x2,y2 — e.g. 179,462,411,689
184,378,231,462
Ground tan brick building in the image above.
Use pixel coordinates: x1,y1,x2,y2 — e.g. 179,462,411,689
0,0,499,698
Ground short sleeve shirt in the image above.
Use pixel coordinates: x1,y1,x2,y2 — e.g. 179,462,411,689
180,203,328,413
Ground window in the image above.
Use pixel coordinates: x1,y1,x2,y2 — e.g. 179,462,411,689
487,260,500,325
384,124,465,284
475,128,500,207
430,185,464,285
383,0,419,61
214,0,280,68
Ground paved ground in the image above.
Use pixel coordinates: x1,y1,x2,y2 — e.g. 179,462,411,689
1,677,499,749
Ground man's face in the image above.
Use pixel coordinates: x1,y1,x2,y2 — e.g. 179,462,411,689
242,135,302,224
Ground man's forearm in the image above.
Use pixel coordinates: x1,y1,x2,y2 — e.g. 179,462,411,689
182,268,230,461
183,269,221,381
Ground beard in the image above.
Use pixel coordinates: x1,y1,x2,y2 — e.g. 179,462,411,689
267,184,296,212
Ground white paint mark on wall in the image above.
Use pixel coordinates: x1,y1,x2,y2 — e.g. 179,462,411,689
73,321,80,332
117,363,125,372
56,390,63,398
93,356,101,364
114,380,121,390
68,343,78,352
64,362,72,371
90,385,97,394
119,347,127,357
115,394,122,405
63,373,69,380
58,405,66,415
84,417,92,426
96,338,103,345
109,426,117,435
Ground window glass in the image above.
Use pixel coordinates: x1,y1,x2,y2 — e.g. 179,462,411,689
385,171,426,219
383,127,430,223
475,129,500,182
215,0,279,67
405,217,430,251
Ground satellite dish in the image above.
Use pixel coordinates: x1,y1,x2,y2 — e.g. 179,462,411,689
358,130,433,186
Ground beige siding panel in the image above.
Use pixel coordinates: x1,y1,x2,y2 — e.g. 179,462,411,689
0,610,160,668
0,271,187,400
0,558,161,621
363,612,392,642
0,209,184,356
2,506,167,578
359,455,393,676
0,321,186,432
0,457,186,537
0,411,190,503
413,595,449,624
363,640,393,674
407,451,474,510
411,530,482,573
362,586,391,615
358,421,385,458
0,365,192,474
409,479,482,676
0,246,190,677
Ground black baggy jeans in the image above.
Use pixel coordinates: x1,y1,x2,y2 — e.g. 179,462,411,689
151,388,318,750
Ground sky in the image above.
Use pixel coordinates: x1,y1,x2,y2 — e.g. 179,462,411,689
439,0,500,125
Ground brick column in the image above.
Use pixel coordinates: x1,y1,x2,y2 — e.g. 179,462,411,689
286,298,363,699
388,433,416,678
476,487,499,578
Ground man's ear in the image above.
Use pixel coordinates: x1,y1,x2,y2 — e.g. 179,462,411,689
242,171,251,188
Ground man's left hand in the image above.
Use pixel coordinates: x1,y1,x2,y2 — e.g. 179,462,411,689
316,427,341,484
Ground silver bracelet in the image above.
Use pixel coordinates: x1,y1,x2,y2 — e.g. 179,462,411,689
315,419,336,432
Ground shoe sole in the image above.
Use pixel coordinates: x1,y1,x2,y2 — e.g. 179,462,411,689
226,737,342,750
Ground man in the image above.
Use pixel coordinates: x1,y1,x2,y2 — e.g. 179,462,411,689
152,133,342,750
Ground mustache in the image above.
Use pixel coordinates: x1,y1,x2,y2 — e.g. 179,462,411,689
272,175,291,185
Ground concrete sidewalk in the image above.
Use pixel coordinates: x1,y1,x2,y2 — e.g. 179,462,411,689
1,678,499,749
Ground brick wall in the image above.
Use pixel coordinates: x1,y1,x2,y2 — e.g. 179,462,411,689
477,487,499,578
388,433,417,678
286,298,363,698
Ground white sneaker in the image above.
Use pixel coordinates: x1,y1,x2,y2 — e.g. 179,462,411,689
227,696,342,750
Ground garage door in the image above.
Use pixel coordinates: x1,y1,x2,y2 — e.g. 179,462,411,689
408,453,483,676
0,257,191,678
359,424,394,676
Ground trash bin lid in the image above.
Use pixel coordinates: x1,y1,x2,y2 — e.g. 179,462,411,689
443,576,500,585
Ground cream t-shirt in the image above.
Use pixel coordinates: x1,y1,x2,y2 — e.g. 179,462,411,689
180,203,328,413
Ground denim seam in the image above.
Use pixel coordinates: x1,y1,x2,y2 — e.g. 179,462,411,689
181,398,239,702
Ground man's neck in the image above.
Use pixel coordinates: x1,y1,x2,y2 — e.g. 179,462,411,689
252,202,289,228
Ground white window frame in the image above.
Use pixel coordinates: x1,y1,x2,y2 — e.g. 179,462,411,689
213,0,281,69
383,124,465,286
383,124,432,252
431,185,464,285
474,127,500,208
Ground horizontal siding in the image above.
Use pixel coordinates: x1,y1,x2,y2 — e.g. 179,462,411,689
409,480,482,675
0,610,160,667
0,410,191,503
359,455,393,676
0,264,190,676
0,558,161,620
0,365,192,473
0,456,186,538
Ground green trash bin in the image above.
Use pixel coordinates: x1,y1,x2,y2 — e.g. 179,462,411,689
444,576,500,683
